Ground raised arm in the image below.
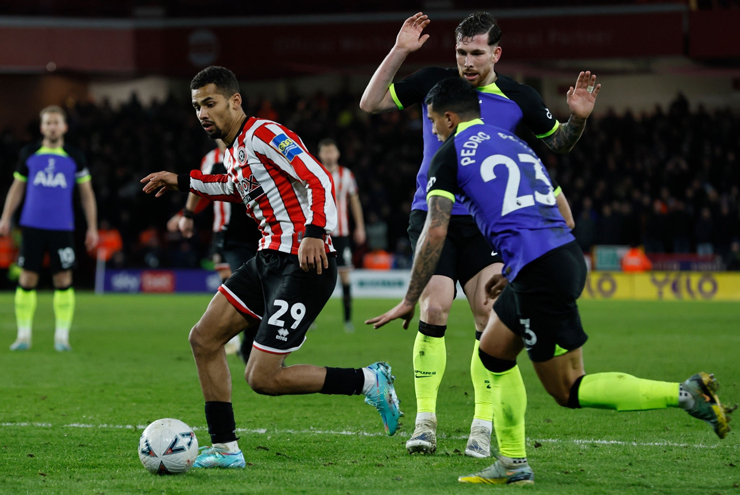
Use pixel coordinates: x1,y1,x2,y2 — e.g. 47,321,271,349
359,12,430,114
541,71,601,154
0,178,26,236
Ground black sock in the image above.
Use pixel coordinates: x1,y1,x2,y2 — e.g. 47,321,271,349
342,284,351,322
320,367,365,395
204,401,238,444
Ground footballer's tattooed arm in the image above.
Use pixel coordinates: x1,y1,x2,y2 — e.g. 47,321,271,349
541,116,587,154
404,195,453,306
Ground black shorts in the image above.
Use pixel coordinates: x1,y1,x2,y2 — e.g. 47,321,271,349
212,233,258,273
219,250,337,354
333,236,353,270
408,210,502,288
18,227,76,274
493,241,589,363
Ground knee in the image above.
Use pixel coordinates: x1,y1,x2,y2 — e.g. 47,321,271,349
420,300,450,324
549,390,571,408
549,375,585,409
188,323,217,355
245,369,279,396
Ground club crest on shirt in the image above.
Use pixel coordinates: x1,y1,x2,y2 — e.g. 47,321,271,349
236,147,247,165
270,133,301,162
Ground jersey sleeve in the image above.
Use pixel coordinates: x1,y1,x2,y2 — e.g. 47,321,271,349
252,123,337,235
14,144,36,182
550,176,562,197
179,171,243,204
389,67,458,110
66,146,91,184
517,85,560,139
346,169,358,196
426,139,460,204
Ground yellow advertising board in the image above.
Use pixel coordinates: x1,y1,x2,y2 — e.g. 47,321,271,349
582,272,740,301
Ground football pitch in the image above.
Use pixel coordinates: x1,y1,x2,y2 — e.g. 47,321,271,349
0,293,738,494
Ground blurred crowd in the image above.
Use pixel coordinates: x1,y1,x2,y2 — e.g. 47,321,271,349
1,90,740,281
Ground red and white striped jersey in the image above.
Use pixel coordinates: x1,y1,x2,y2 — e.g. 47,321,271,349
199,147,230,233
330,165,358,238
186,117,337,255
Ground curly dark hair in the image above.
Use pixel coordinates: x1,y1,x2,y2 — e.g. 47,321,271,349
455,12,502,46
190,66,240,97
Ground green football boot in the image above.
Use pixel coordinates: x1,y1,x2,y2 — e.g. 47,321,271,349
683,372,736,439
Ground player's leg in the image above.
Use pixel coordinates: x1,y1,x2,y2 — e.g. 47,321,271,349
190,258,261,469
190,292,257,468
458,223,504,458
534,351,734,439
12,227,43,350
338,269,353,332
459,309,533,485
335,237,354,332
51,270,73,351
13,269,39,350
244,251,401,435
48,230,77,351
406,210,456,454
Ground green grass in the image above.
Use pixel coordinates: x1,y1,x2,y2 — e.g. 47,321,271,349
0,293,739,494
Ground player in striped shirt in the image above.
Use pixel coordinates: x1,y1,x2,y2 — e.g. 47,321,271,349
142,66,400,468
317,139,366,332
167,140,261,355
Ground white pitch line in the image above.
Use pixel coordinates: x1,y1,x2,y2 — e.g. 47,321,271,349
0,422,732,449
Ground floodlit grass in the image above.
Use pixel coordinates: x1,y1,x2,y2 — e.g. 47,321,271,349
0,293,738,494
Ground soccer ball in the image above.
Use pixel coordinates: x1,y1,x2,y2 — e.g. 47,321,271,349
138,418,199,475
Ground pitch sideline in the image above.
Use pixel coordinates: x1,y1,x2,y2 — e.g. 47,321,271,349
0,421,729,449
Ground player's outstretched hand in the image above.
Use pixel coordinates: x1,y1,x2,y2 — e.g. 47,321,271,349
566,71,601,120
299,237,328,274
395,12,431,54
485,273,508,301
0,218,10,237
365,300,416,330
141,171,179,197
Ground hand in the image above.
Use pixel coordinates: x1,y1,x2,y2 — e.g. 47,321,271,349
365,299,416,329
484,273,508,301
298,237,328,274
566,71,601,120
0,218,10,237
353,227,366,246
141,171,178,197
394,12,431,54
178,216,194,238
166,214,181,232
85,228,99,252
